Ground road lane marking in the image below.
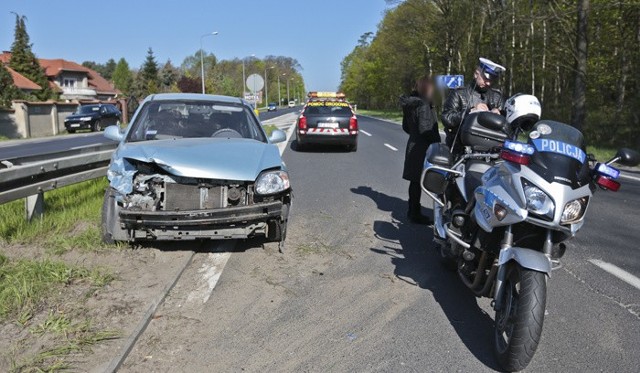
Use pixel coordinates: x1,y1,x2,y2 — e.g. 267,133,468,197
619,173,640,182
186,246,233,304
384,143,398,151
589,259,640,291
359,130,372,137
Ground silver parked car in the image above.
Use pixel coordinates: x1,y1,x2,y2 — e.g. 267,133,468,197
101,93,291,247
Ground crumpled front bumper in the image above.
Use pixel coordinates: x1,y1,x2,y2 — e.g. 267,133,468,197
120,201,283,228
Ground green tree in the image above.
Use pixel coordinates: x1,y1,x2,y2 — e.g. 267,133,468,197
0,64,21,108
138,48,159,96
160,59,179,92
112,58,133,94
103,58,117,80
9,14,52,101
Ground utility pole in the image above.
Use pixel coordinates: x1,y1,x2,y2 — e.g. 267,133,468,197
277,74,282,107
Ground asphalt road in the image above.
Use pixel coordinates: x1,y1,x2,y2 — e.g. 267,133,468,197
0,106,301,161
121,115,640,372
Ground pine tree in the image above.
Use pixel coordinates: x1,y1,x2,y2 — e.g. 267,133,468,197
8,14,52,101
140,48,159,95
160,59,178,92
0,64,21,108
103,58,117,80
112,58,133,94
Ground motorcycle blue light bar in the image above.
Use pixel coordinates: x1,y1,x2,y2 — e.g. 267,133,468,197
503,141,535,155
596,163,620,179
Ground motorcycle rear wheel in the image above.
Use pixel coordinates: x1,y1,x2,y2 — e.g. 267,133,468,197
494,263,547,372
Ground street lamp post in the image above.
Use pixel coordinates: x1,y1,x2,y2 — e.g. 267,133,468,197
241,54,255,100
286,76,290,104
265,66,274,106
200,31,219,94
277,74,282,107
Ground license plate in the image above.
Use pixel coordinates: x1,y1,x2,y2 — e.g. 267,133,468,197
318,122,338,128
70,124,80,128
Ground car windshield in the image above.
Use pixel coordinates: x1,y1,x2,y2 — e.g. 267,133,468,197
77,105,100,114
304,102,352,117
126,100,266,143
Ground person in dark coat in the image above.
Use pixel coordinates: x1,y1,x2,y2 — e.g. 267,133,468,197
400,76,440,224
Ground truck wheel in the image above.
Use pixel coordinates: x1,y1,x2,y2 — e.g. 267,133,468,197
494,263,547,372
101,188,127,244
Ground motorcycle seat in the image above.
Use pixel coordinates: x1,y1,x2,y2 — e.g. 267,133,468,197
426,143,452,167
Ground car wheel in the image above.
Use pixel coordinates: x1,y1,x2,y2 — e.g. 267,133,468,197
349,142,358,152
102,187,127,244
92,120,102,132
68,129,76,134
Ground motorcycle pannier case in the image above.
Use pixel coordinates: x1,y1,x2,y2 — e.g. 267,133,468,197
460,112,511,151
423,143,451,194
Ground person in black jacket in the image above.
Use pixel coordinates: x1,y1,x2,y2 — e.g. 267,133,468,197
400,76,440,225
442,58,506,148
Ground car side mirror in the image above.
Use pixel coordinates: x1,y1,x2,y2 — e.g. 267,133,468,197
610,148,640,167
268,129,287,144
104,125,124,142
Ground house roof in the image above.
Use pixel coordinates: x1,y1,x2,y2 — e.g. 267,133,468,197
0,51,119,95
5,66,42,90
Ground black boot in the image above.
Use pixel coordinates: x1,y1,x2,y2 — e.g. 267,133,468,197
408,181,432,225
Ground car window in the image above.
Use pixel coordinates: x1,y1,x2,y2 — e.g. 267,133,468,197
77,105,100,114
126,100,267,143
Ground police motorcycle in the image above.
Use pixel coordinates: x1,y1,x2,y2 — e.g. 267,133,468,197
421,94,640,371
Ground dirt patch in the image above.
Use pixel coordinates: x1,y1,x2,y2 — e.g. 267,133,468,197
0,242,193,372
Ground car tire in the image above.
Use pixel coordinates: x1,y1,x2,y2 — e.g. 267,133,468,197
101,187,127,244
349,142,358,152
92,120,102,132
68,129,76,134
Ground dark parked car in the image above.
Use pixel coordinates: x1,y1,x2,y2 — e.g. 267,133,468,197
295,100,358,151
64,104,121,133
267,102,277,112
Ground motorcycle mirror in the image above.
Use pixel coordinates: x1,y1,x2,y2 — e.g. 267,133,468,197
608,148,640,167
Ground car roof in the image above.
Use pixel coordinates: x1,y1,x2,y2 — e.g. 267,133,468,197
144,93,245,105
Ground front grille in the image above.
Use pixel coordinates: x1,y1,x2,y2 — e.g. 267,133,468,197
164,184,223,210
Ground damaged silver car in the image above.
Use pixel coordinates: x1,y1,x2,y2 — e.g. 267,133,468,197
101,93,291,246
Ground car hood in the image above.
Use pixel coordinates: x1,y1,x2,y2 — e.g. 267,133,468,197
114,138,283,181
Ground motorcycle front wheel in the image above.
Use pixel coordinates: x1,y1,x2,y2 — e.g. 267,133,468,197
494,263,547,372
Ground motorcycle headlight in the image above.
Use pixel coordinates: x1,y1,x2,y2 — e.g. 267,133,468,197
561,197,588,224
255,170,290,195
523,181,554,219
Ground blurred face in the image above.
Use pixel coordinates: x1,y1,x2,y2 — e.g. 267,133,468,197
418,79,434,100
474,68,492,88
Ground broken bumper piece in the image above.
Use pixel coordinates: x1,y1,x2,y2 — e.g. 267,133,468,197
119,201,283,240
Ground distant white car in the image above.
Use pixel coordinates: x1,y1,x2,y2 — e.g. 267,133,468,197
288,101,296,108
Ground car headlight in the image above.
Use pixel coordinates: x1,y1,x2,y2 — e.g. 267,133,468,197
523,181,554,219
80,116,93,121
255,170,290,195
561,197,588,224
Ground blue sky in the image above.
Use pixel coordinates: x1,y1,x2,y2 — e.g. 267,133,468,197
1,0,390,91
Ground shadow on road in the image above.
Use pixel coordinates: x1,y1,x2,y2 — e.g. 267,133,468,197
132,238,264,254
350,186,502,371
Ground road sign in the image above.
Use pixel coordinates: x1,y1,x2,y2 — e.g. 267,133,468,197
436,75,464,89
246,74,264,93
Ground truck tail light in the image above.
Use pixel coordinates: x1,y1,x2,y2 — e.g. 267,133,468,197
298,115,307,134
349,115,358,135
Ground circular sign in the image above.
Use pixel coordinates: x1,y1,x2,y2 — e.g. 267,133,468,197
246,74,264,93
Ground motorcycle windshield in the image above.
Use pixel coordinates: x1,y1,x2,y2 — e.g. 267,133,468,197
527,120,591,188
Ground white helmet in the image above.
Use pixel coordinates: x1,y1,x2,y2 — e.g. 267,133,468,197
504,94,541,130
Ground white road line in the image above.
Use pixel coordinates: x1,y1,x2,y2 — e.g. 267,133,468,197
619,173,640,182
384,143,398,151
186,248,233,304
359,129,372,137
589,259,640,291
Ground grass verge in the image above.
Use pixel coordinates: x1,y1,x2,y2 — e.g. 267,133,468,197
356,109,403,123
0,178,110,253
263,124,278,136
0,254,113,323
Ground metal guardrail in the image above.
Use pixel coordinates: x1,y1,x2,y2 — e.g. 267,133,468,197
0,143,117,220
